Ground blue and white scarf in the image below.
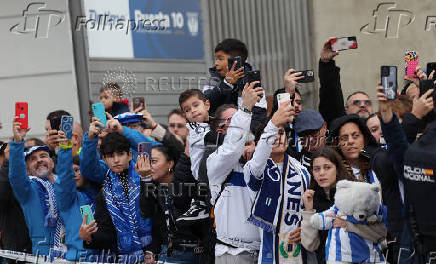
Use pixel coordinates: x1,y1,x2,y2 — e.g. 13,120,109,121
104,162,152,256
248,154,310,234
30,175,67,259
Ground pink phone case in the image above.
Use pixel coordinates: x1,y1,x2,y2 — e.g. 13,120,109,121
405,51,418,77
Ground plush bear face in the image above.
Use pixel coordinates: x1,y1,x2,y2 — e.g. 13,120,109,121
334,180,380,221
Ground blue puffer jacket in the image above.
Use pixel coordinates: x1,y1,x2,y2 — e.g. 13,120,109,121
54,148,101,261
8,140,55,256
79,127,160,184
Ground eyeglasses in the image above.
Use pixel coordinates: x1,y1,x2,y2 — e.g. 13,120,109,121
169,123,185,129
352,100,371,106
217,117,232,129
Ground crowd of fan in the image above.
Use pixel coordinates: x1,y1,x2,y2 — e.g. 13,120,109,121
0,38,435,264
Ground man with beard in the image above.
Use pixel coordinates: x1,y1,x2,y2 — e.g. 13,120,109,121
344,91,373,118
9,117,66,258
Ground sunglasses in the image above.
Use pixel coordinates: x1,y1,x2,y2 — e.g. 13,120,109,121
169,123,185,129
352,100,372,106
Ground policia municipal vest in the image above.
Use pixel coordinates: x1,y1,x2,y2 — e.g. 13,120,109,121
403,121,436,256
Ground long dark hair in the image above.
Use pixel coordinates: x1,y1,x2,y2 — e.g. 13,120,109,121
309,147,355,190
151,145,178,170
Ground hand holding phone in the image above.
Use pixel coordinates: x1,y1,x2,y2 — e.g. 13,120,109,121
246,70,263,99
277,93,292,107
135,145,153,181
80,205,95,225
405,51,419,77
381,66,398,100
61,115,74,141
226,56,244,85
138,142,152,158
330,36,358,52
92,103,107,128
277,93,295,121
132,97,145,111
15,102,28,130
296,70,315,83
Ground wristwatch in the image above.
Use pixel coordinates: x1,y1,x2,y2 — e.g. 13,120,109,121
239,106,252,114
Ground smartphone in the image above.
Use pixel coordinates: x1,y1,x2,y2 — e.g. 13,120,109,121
15,102,28,130
246,70,263,98
227,56,242,71
277,93,292,107
381,66,398,100
138,142,152,158
330,36,358,52
92,102,107,128
80,205,95,225
405,51,419,77
419,80,435,97
427,62,436,80
49,118,61,131
60,115,74,141
133,97,145,110
297,70,315,83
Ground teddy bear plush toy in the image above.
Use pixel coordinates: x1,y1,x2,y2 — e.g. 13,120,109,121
310,180,386,264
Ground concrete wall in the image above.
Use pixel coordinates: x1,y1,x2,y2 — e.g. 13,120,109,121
88,59,208,125
309,0,436,109
205,0,315,108
0,0,80,140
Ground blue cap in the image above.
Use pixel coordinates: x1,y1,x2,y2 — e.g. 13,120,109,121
294,109,325,134
114,112,143,125
24,145,50,160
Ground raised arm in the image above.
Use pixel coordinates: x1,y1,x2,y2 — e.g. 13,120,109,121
207,82,263,187
8,118,32,203
79,117,108,184
54,133,77,211
244,104,294,190
377,84,411,174
318,38,345,125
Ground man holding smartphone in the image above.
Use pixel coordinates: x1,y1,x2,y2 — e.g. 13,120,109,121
318,37,374,124
9,117,66,258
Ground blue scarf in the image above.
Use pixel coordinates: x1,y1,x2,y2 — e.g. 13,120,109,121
248,154,310,233
30,175,67,259
104,161,152,255
79,186,98,213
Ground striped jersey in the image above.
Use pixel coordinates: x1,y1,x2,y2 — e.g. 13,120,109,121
312,205,385,263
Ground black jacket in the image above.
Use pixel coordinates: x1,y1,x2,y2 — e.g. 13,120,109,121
401,112,430,143
318,60,346,126
364,145,405,244
382,115,436,253
0,160,32,253
203,66,267,133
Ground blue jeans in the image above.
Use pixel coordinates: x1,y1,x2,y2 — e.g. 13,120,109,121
157,245,200,264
